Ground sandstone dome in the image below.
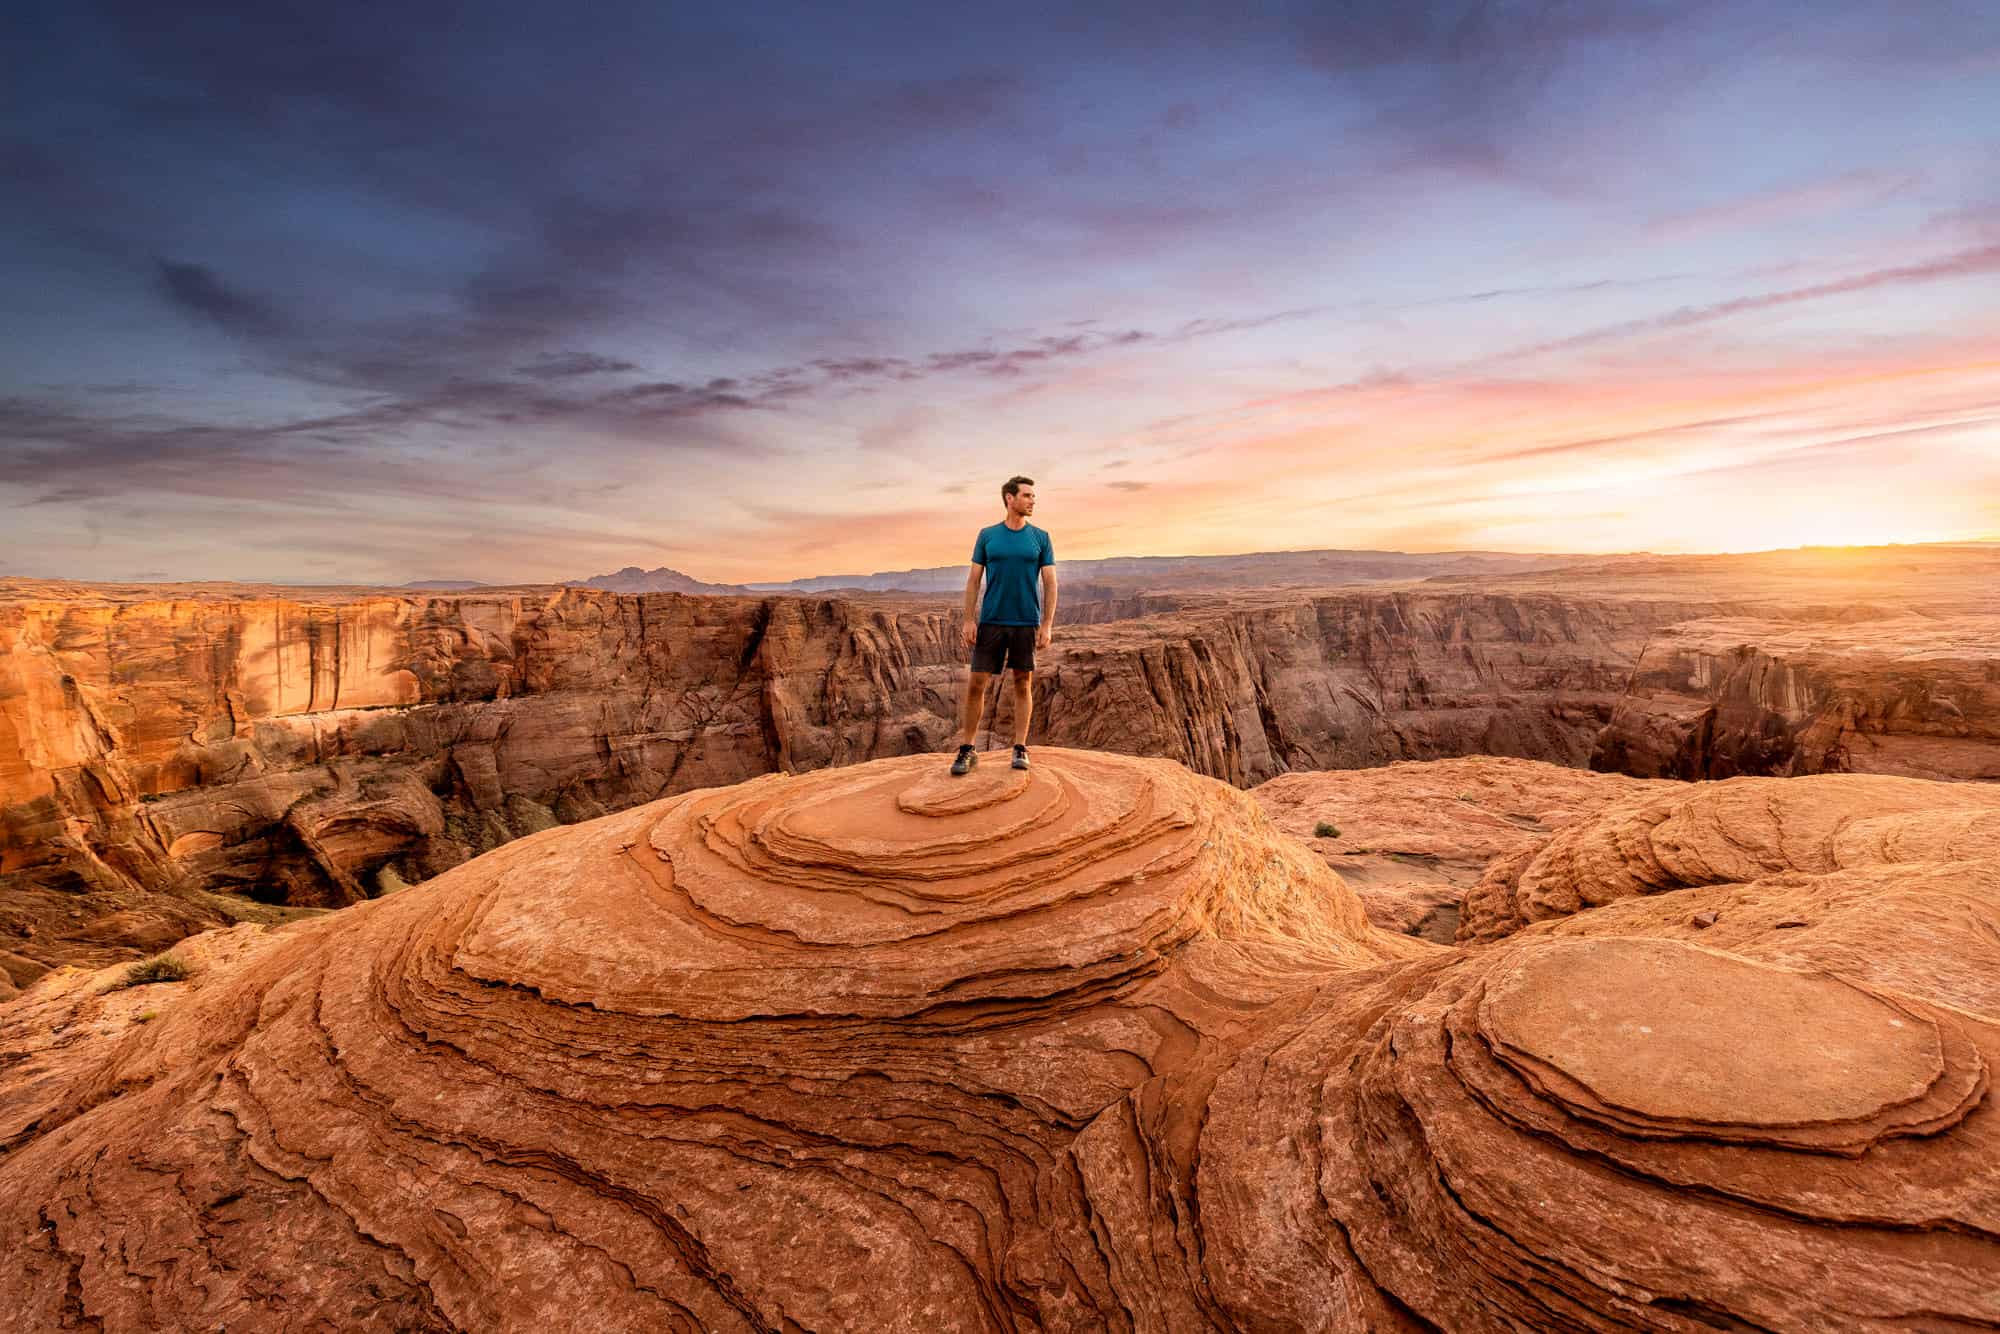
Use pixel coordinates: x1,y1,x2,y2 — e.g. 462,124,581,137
3,750,1998,1331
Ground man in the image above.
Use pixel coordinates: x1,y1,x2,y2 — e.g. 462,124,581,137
950,475,1057,775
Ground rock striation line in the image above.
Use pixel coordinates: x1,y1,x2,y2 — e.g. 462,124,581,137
1460,770,2000,942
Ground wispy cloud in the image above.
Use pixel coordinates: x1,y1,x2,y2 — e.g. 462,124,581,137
513,351,641,379
1502,243,2000,361
155,258,293,340
1643,168,1924,241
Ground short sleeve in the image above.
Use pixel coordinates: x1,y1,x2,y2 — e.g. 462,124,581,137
1039,531,1054,567
971,528,988,565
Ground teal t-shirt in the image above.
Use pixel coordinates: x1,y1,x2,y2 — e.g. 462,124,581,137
972,522,1054,626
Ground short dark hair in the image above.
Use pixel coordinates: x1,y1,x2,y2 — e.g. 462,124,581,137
1002,475,1034,499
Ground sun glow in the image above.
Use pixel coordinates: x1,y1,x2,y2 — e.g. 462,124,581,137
1666,524,1965,555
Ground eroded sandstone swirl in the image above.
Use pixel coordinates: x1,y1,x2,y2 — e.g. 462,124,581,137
3,749,1998,1331
1459,772,2000,942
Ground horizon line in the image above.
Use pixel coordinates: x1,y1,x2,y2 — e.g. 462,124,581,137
7,534,1998,592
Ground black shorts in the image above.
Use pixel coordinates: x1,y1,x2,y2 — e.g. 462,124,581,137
972,622,1037,674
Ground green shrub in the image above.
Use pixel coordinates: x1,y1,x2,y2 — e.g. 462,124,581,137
504,793,561,837
110,953,192,991
1313,821,1339,839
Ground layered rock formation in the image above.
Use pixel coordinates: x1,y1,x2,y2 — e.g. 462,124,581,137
0,585,961,970
1459,768,2000,944
0,579,1719,973
9,554,1998,975
1592,615,2000,781
5,749,1998,1330
1023,588,1721,783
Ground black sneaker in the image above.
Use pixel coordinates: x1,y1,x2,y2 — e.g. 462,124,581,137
1011,744,1030,771
950,744,977,776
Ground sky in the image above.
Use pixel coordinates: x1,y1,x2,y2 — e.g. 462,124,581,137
4,0,1999,586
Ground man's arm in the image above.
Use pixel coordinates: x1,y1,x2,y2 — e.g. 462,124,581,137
1037,564,1058,647
962,562,983,648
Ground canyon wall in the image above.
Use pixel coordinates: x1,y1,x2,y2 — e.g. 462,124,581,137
7,578,1992,980
0,585,1706,892
1591,616,2000,781
0,590,958,903
1029,591,1736,784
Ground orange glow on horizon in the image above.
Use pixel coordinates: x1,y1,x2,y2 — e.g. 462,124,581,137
700,340,2000,583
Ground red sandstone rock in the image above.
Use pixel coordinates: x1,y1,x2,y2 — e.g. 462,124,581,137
1252,755,1673,938
0,580,1705,970
7,553,1999,975
1593,615,2000,780
3,748,1996,1330
0,583,966,966
1459,771,2000,943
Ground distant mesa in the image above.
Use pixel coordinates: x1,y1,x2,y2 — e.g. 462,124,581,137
4,749,1996,1329
399,578,489,589
571,564,754,595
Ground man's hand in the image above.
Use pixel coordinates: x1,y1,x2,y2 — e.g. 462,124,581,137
1036,624,1052,651
962,622,978,651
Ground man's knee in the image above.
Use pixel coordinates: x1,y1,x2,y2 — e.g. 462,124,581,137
1011,669,1033,689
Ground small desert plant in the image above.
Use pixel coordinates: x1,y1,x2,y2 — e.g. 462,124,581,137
134,1010,157,1023
1349,846,1373,855
111,953,192,991
1314,821,1340,839
1456,792,1478,802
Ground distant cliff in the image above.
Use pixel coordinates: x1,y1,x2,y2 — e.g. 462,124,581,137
1591,616,2000,781
1021,591,1745,784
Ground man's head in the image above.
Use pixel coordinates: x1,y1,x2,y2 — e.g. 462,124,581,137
1002,475,1036,519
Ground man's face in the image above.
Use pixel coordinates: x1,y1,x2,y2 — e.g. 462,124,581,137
1008,485,1036,517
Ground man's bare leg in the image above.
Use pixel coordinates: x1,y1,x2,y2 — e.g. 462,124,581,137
957,670,994,746
1010,669,1033,746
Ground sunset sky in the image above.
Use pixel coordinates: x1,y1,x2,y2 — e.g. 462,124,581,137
5,0,1999,585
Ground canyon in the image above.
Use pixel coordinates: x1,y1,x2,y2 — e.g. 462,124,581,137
1594,614,2000,780
2,542,1996,986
